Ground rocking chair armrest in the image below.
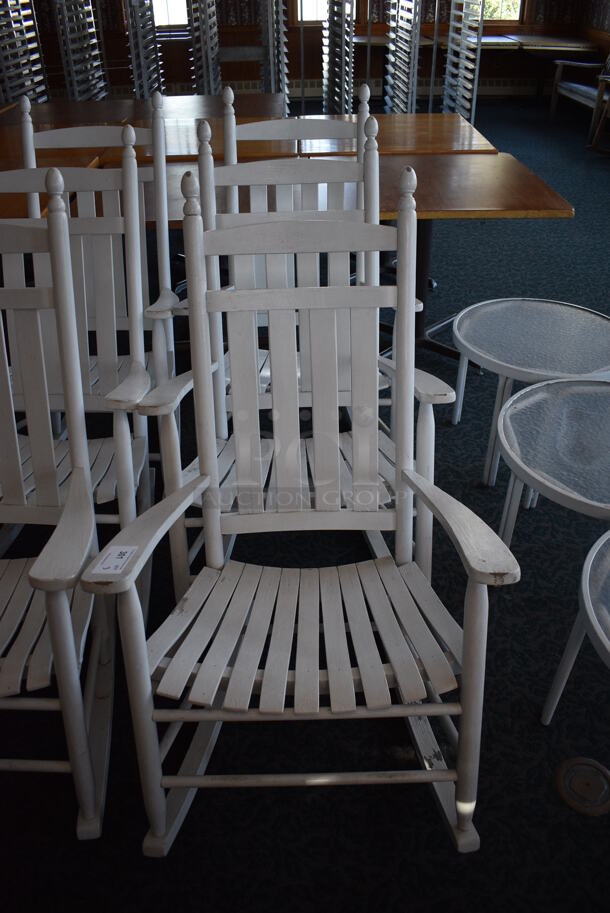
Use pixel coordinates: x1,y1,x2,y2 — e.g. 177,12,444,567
401,468,520,587
29,468,95,592
599,74,610,83
138,370,194,416
377,358,456,405
81,475,211,595
146,287,181,320
105,361,151,410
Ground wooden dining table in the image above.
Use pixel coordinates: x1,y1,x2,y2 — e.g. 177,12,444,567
0,100,573,351
154,151,573,351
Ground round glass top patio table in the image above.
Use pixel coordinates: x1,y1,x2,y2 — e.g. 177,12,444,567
452,298,610,485
496,378,610,546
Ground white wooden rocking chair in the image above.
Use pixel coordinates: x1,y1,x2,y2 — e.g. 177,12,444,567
0,130,154,534
82,167,519,857
20,92,175,384
0,169,113,838
144,115,454,581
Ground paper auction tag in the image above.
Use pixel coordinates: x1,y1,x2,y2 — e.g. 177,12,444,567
94,546,138,574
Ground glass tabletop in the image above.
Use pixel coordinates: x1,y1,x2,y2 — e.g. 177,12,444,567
453,299,610,381
587,533,610,646
499,379,610,512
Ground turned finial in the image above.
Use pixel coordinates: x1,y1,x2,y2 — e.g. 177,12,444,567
122,124,136,147
400,166,417,196
46,167,66,213
358,84,370,105
364,115,378,149
197,119,212,144
152,91,163,110
181,171,201,216
222,85,234,107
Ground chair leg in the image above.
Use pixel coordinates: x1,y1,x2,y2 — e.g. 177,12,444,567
113,410,137,528
499,472,524,547
452,353,468,425
483,375,513,486
45,589,98,836
415,401,434,580
455,580,489,839
78,598,115,839
117,585,167,849
541,609,586,726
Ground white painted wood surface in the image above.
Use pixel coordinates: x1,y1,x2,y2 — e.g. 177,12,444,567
79,165,521,857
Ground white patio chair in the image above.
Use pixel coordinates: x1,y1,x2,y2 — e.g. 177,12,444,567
0,169,113,838
81,167,519,857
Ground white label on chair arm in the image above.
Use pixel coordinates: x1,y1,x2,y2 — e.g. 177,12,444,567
94,546,138,574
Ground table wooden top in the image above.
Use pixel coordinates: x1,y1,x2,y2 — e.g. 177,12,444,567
298,113,497,156
0,93,286,127
155,152,573,226
374,153,574,220
505,33,598,52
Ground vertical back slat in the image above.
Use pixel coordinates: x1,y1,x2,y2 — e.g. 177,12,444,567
249,183,269,289
91,233,118,393
69,234,93,393
13,310,59,506
32,251,63,395
274,182,295,287
0,308,26,505
295,251,319,393
328,250,351,393
101,188,127,322
138,181,150,316
228,254,263,514
4,254,26,397
350,308,379,510
327,181,345,211
266,253,301,512
309,303,340,511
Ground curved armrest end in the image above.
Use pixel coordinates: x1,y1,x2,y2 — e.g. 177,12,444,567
138,370,194,416
402,468,520,586
414,369,456,405
105,361,151,410
81,475,211,594
146,287,180,319
29,468,95,592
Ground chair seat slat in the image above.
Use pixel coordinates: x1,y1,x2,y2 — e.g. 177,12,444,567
223,566,282,712
189,564,264,707
357,560,427,703
294,567,320,714
399,563,464,665
337,564,392,710
320,566,357,712
259,567,300,713
158,561,245,700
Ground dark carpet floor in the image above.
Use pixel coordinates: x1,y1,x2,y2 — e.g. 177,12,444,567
4,96,610,912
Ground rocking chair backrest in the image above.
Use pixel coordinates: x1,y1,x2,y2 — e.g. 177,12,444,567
222,83,371,167
0,129,146,408
0,169,90,524
198,115,380,435
20,92,171,322
181,166,418,571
